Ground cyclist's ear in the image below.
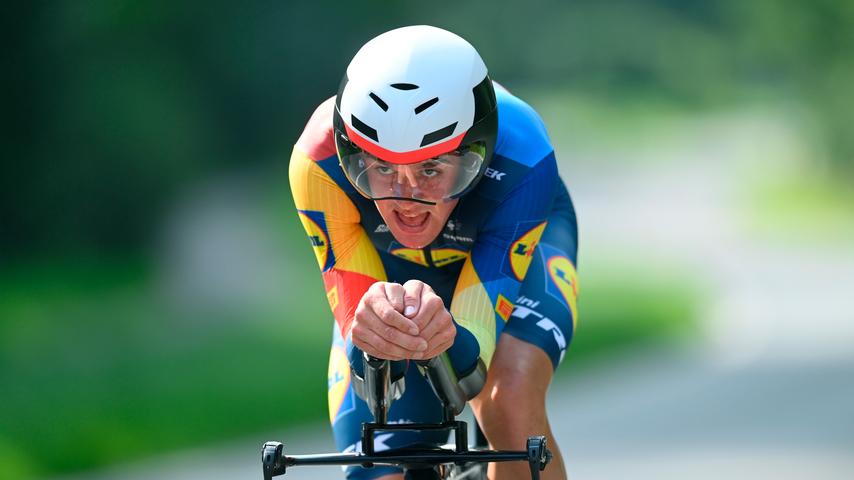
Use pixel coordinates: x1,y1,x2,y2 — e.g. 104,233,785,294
402,279,424,318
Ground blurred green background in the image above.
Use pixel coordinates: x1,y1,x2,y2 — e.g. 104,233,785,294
2,1,853,478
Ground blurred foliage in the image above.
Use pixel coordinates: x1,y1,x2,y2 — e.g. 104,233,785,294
2,0,853,258
746,173,854,246
0,257,329,477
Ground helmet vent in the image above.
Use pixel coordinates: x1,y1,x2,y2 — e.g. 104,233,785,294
414,97,439,115
369,92,388,111
420,122,457,147
351,115,379,142
390,83,419,90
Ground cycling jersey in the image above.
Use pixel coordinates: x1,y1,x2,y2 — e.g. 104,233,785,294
290,84,578,479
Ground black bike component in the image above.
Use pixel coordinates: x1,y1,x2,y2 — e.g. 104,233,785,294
362,420,468,456
274,448,531,468
364,354,392,423
526,436,551,479
417,355,467,416
258,439,550,477
260,356,555,478
416,355,487,418
404,466,443,479
261,441,286,480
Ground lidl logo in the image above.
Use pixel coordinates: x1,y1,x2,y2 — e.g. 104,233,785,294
431,248,468,267
298,210,335,271
508,221,547,280
547,256,578,328
327,345,353,424
495,293,514,322
390,248,429,266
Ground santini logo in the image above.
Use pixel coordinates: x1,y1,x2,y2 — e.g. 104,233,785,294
484,167,505,181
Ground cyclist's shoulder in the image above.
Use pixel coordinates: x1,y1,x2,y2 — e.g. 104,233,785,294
493,84,554,169
466,85,556,203
291,96,359,199
295,96,337,162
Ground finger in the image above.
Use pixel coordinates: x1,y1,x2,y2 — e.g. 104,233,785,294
372,305,428,351
384,282,406,314
422,311,455,356
352,328,408,360
411,293,445,338
374,301,421,337
365,287,420,336
402,279,424,319
418,307,453,343
421,328,456,360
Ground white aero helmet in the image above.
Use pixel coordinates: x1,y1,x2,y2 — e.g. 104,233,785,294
333,25,498,205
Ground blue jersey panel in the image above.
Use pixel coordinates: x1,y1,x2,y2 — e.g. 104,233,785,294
493,86,553,167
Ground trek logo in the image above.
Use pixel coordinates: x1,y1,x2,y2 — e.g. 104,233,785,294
511,305,568,364
374,224,389,233
484,167,506,181
536,318,567,364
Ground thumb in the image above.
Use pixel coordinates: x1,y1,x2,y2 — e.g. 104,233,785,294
402,279,424,318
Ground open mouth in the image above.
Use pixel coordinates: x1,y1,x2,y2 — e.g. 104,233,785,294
394,210,430,232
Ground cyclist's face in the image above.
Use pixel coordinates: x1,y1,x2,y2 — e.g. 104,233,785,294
374,196,459,249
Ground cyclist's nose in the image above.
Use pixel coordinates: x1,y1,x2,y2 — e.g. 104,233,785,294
396,166,419,188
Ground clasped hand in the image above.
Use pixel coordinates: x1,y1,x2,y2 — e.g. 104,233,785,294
352,280,456,361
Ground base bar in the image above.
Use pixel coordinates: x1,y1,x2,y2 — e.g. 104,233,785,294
287,449,529,467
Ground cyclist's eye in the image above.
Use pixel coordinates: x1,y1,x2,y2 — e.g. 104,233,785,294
376,166,394,175
421,168,439,178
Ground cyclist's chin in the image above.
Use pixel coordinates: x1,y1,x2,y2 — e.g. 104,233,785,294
376,199,458,249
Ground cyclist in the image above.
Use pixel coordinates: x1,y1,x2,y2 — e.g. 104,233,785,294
289,25,578,480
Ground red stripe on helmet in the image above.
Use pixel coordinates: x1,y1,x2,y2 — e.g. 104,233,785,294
343,123,466,165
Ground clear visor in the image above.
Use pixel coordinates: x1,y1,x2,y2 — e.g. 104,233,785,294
339,142,486,204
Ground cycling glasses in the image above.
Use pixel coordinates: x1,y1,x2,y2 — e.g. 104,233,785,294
337,140,486,205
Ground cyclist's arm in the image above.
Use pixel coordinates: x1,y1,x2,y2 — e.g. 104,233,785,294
449,154,559,370
446,87,564,373
289,99,388,338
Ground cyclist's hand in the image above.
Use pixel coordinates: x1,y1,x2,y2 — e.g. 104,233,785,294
402,280,456,360
352,282,428,360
